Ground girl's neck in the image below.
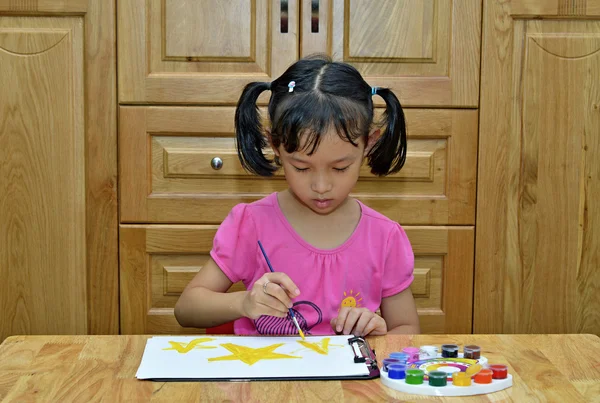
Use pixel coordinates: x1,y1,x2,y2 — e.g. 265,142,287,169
276,190,361,250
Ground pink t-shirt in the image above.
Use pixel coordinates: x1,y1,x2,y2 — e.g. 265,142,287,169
210,193,414,335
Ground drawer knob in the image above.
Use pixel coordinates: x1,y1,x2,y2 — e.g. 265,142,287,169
210,157,223,170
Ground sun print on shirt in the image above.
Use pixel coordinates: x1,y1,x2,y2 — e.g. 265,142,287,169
339,289,362,310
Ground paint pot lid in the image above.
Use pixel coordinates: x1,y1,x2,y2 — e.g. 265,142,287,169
382,358,400,370
389,352,410,360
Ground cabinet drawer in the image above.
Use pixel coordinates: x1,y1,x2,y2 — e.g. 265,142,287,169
119,225,474,335
119,107,477,225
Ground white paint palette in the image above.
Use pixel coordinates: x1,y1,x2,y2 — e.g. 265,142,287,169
380,352,513,397
381,372,513,397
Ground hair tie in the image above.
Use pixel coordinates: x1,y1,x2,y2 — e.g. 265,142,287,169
288,81,296,93
371,86,379,96
267,82,272,90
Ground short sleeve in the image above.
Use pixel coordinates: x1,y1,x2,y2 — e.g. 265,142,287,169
381,223,415,298
210,204,257,284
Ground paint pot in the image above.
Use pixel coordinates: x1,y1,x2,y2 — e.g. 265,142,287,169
402,347,420,361
428,371,448,387
452,372,472,386
387,364,407,380
489,364,508,379
463,345,481,359
405,369,425,385
382,358,400,372
419,345,438,359
473,369,493,384
441,344,459,358
389,352,410,363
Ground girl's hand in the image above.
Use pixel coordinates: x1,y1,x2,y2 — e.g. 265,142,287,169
330,307,387,337
241,272,300,320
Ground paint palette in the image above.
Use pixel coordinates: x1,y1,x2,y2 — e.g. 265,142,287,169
380,344,513,397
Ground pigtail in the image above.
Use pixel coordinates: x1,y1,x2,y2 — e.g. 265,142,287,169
235,81,277,176
367,88,407,176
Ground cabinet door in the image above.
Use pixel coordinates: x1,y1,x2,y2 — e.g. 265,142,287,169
120,225,243,334
301,0,482,107
475,2,600,334
0,2,118,341
118,0,298,104
119,106,477,225
119,225,473,334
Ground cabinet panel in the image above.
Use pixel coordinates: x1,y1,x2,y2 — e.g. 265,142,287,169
118,0,298,103
0,16,86,340
476,7,600,334
303,0,482,107
119,107,477,225
0,2,118,340
0,0,87,13
119,0,480,107
120,225,474,334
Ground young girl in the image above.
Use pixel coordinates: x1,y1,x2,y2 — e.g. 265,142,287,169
175,54,420,336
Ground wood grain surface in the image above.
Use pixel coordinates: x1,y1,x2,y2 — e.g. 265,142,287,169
1,334,598,402
0,0,119,341
0,16,86,340
476,0,600,335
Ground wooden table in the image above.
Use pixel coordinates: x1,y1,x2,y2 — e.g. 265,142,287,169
1,334,599,402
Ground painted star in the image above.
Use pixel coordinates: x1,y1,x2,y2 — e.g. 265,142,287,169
208,343,301,365
297,337,343,355
163,338,217,354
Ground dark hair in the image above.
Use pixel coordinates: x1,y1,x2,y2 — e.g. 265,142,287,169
235,54,407,177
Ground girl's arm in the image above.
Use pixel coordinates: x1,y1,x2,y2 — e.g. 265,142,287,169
174,257,299,328
174,257,245,328
380,288,421,334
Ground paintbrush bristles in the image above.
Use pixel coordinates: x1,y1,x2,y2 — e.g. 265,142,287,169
292,317,305,339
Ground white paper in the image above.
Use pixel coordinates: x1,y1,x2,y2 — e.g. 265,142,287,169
135,335,370,380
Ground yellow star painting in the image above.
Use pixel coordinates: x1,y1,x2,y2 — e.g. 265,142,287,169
208,343,301,366
163,338,217,354
297,337,343,355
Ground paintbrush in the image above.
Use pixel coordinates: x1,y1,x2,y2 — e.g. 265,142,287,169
257,240,305,340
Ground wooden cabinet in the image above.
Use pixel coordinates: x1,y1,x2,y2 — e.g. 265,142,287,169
118,0,299,104
120,225,474,334
2,0,598,340
117,0,481,336
475,1,600,334
118,0,482,107
119,107,477,225
0,1,118,342
307,0,482,107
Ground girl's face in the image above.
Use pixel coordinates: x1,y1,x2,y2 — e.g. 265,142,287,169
273,128,379,215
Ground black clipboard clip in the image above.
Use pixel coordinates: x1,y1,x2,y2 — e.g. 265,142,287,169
348,336,380,378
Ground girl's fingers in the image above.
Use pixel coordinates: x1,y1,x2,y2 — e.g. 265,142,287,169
257,303,288,318
259,291,290,314
265,272,300,298
334,307,351,333
263,281,292,310
361,316,380,336
353,311,373,336
342,308,361,335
